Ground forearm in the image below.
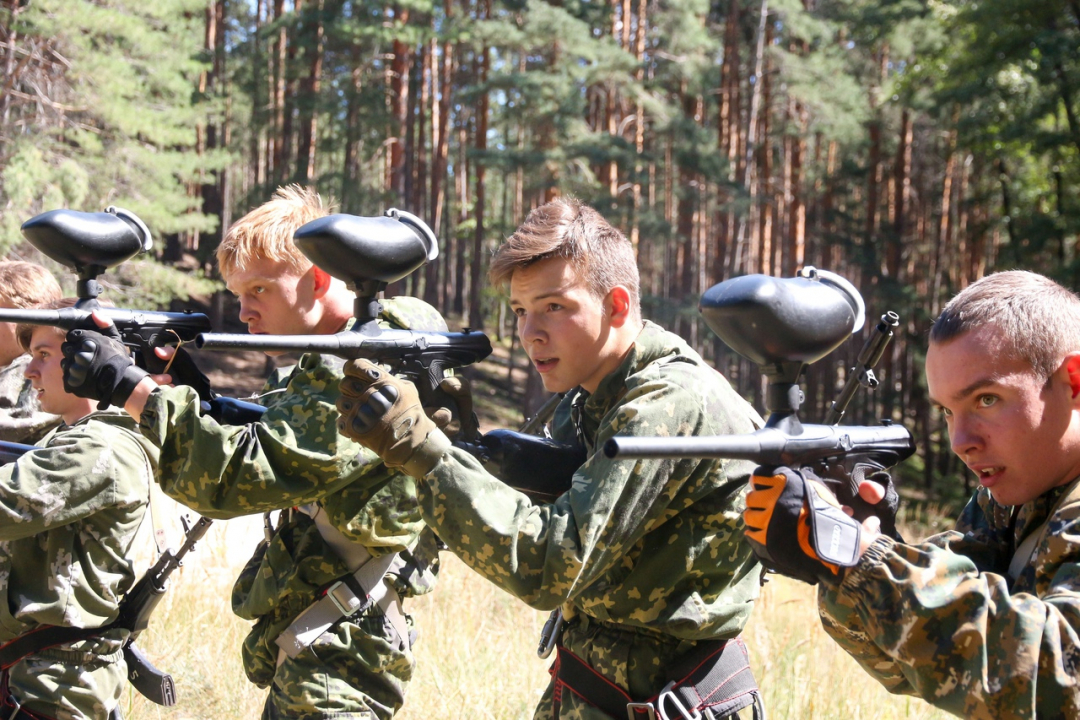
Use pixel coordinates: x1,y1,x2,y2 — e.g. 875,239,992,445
123,377,158,424
832,535,1080,718
139,385,376,517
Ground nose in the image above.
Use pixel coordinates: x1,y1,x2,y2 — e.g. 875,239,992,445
948,415,982,461
519,313,545,350
238,298,258,326
23,359,39,380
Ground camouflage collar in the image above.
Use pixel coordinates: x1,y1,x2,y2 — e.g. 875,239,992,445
581,320,691,422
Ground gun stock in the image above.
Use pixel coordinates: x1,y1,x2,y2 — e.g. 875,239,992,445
0,441,36,465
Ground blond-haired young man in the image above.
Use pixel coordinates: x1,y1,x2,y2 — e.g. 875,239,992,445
61,185,445,720
745,270,1080,718
336,198,766,720
0,261,62,443
0,300,155,720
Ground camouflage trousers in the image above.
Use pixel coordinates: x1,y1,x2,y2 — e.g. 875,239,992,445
255,608,415,720
6,647,126,720
535,613,751,720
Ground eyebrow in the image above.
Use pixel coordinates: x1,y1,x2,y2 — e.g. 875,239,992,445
226,276,273,292
929,377,999,407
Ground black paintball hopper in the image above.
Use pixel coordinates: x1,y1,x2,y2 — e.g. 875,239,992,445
20,206,152,302
700,268,864,367
294,209,439,289
21,207,151,272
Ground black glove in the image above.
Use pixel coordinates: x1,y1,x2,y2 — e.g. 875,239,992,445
743,465,863,585
61,327,149,411
843,464,902,542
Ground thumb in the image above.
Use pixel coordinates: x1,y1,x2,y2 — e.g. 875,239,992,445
154,346,176,360
858,480,886,505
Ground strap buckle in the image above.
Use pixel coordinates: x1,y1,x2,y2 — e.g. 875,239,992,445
657,681,702,720
325,580,363,617
4,695,20,720
626,702,657,720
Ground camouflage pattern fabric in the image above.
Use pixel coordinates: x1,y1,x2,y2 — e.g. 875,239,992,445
418,321,765,715
818,477,1080,719
0,411,154,719
536,613,749,720
136,297,444,720
0,354,60,444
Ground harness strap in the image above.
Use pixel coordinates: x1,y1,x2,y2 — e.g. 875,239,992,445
0,671,57,720
552,637,761,720
0,627,106,671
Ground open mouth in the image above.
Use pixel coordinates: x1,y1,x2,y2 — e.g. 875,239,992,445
533,357,558,373
973,466,1003,485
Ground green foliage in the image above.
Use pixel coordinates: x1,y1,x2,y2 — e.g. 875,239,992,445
0,0,218,241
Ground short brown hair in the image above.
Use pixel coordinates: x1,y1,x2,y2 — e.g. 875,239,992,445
490,198,640,315
0,261,61,310
930,271,1080,381
17,297,80,351
216,184,337,280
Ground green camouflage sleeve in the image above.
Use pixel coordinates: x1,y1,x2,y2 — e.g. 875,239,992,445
138,358,383,519
421,364,744,611
818,520,1080,719
0,423,149,540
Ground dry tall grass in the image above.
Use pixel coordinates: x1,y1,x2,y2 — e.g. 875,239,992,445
118,499,954,720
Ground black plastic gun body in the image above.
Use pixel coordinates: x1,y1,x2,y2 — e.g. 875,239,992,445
0,441,35,466
605,270,916,518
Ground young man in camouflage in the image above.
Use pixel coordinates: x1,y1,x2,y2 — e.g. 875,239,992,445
336,198,766,719
0,261,62,443
744,271,1080,718
0,300,156,720
60,186,445,720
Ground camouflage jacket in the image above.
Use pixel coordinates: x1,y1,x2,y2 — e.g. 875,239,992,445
819,478,1080,719
0,354,61,444
420,321,764,640
137,298,443,679
0,410,154,652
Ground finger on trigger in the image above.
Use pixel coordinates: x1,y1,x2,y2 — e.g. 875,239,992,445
858,480,886,505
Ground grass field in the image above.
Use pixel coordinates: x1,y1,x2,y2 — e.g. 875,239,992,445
118,499,953,720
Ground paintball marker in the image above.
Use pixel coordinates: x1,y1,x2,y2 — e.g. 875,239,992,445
0,441,35,465
604,268,915,538
6,207,264,422
5,207,212,380
195,209,492,441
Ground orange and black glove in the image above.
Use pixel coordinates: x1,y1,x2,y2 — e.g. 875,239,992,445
743,465,862,585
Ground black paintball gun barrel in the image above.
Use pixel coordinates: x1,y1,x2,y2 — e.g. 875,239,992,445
195,209,492,440
117,515,213,706
0,441,35,465
604,269,915,507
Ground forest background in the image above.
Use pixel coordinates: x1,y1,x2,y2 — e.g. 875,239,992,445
2,0,1080,504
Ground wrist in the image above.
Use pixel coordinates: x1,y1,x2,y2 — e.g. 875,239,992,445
124,376,159,423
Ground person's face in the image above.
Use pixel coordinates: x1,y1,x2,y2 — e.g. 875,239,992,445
510,257,621,394
926,324,1080,506
24,327,92,423
0,320,22,367
225,257,321,341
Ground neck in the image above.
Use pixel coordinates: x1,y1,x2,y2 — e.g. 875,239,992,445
62,400,97,425
580,321,642,394
312,289,356,335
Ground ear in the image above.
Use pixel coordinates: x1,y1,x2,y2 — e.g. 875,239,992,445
606,286,632,328
312,266,332,299
1065,352,1080,400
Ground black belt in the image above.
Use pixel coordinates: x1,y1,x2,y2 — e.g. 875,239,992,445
552,636,763,720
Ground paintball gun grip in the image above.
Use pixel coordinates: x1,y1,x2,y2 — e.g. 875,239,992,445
125,644,176,707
